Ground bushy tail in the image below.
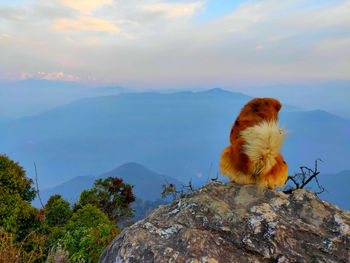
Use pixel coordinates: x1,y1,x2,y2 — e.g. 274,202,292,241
240,121,287,176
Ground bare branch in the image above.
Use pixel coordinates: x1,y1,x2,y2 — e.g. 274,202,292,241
283,159,325,195
162,179,194,201
211,172,219,181
206,163,213,184
287,175,300,189
34,161,44,209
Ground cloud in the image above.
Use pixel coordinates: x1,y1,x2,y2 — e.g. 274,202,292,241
41,72,80,81
52,16,120,33
317,37,350,51
1,0,350,84
144,2,203,18
20,72,81,81
123,33,135,40
282,0,350,29
0,34,11,39
60,0,112,13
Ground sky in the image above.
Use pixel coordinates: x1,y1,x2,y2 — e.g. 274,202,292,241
0,0,350,87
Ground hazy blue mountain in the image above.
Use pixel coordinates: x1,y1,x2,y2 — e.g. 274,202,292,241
0,116,12,124
279,110,350,174
1,88,349,196
34,175,96,207
97,162,183,201
240,80,350,120
318,170,350,211
0,79,127,118
33,162,182,208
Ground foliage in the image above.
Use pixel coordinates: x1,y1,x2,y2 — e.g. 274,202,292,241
74,177,135,224
45,195,72,227
0,156,132,262
0,155,36,203
59,223,119,263
43,195,73,258
0,228,45,263
45,194,63,211
67,204,111,230
0,154,45,255
45,244,69,263
54,204,118,262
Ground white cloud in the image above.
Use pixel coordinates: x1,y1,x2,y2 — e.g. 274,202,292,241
265,34,292,43
20,71,81,81
303,0,350,28
122,33,135,40
144,2,203,18
316,37,350,52
52,16,120,33
42,72,80,81
1,0,350,84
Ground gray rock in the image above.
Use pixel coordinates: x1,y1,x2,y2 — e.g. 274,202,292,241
99,182,350,263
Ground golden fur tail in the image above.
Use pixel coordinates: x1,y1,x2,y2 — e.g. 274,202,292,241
240,121,287,176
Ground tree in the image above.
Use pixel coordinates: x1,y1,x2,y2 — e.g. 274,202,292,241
74,177,135,224
0,155,46,261
67,204,111,230
45,195,72,227
0,155,43,236
0,154,36,203
59,204,118,263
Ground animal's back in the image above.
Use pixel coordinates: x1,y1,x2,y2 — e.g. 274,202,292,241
220,98,288,189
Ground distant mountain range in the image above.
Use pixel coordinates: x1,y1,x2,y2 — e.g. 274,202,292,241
34,165,350,214
236,80,350,120
33,162,182,208
0,79,127,118
1,87,350,212
317,170,350,211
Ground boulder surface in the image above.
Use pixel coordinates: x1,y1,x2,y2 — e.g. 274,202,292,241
99,181,350,263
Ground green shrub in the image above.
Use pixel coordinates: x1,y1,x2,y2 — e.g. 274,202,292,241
66,204,110,230
0,155,36,203
74,177,135,224
59,204,119,262
0,155,41,235
45,195,72,227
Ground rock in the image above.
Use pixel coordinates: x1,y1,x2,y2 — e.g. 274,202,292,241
99,181,350,263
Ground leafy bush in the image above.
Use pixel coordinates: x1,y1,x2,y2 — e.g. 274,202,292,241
0,155,36,203
0,155,46,259
0,155,129,262
0,228,45,263
57,204,119,262
59,224,119,263
0,155,41,236
66,204,111,230
74,177,135,224
45,195,72,227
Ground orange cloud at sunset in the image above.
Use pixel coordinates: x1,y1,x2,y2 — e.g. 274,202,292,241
60,0,112,13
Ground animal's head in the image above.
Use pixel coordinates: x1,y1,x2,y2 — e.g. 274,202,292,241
242,98,282,121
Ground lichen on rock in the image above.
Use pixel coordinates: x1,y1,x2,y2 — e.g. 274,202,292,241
99,181,350,263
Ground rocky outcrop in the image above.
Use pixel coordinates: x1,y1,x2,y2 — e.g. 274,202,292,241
99,181,350,263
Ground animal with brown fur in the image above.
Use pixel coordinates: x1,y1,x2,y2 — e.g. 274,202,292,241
220,98,288,190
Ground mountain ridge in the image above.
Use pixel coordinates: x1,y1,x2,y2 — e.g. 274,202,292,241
33,162,182,208
2,88,349,210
